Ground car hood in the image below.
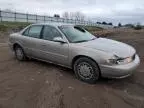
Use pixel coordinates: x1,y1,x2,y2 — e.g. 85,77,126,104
78,38,136,58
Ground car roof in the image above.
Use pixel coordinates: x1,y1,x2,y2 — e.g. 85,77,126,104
31,22,75,27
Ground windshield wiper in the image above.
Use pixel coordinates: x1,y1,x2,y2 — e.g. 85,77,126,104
74,38,97,43
73,40,89,43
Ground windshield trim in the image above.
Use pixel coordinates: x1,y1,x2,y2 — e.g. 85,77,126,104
58,26,72,43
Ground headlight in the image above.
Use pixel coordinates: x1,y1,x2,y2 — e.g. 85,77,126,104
107,55,119,64
107,55,133,65
118,57,133,64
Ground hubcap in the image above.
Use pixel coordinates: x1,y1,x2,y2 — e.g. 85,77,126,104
77,62,94,79
16,48,23,60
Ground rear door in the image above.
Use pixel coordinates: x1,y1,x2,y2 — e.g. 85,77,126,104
21,25,43,58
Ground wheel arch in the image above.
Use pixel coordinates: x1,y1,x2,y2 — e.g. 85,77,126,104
71,55,101,74
13,43,22,51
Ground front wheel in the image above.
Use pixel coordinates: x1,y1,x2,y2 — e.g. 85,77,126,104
73,57,100,84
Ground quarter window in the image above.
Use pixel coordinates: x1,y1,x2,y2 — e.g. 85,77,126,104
43,26,62,41
23,28,29,36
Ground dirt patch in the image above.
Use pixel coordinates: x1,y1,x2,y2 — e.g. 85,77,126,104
0,29,144,108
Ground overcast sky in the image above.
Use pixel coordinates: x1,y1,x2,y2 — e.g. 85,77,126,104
0,0,144,25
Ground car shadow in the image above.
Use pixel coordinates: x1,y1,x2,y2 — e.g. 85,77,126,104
25,58,138,89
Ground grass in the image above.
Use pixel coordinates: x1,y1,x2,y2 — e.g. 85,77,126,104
84,26,103,32
0,21,104,34
0,21,31,32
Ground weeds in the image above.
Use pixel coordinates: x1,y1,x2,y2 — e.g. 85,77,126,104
0,21,31,32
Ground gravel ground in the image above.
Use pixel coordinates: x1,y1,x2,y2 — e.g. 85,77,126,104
0,29,144,108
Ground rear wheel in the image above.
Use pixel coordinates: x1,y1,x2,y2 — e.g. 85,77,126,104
14,45,26,61
73,57,100,84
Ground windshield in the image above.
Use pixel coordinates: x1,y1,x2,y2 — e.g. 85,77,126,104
59,26,96,43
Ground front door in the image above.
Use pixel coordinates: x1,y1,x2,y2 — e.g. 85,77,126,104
21,25,43,58
39,25,69,66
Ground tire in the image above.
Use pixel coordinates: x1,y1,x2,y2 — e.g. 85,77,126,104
73,57,100,84
14,45,26,61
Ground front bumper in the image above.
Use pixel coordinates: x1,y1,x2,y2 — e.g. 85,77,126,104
100,54,140,78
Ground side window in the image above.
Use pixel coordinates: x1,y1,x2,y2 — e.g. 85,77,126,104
29,25,43,38
22,25,43,38
43,26,62,41
23,28,29,36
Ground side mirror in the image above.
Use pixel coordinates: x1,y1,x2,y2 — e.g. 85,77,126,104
53,37,67,43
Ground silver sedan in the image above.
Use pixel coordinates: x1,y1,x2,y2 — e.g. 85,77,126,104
9,23,140,83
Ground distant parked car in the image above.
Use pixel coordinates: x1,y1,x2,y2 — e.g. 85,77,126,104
9,23,140,83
